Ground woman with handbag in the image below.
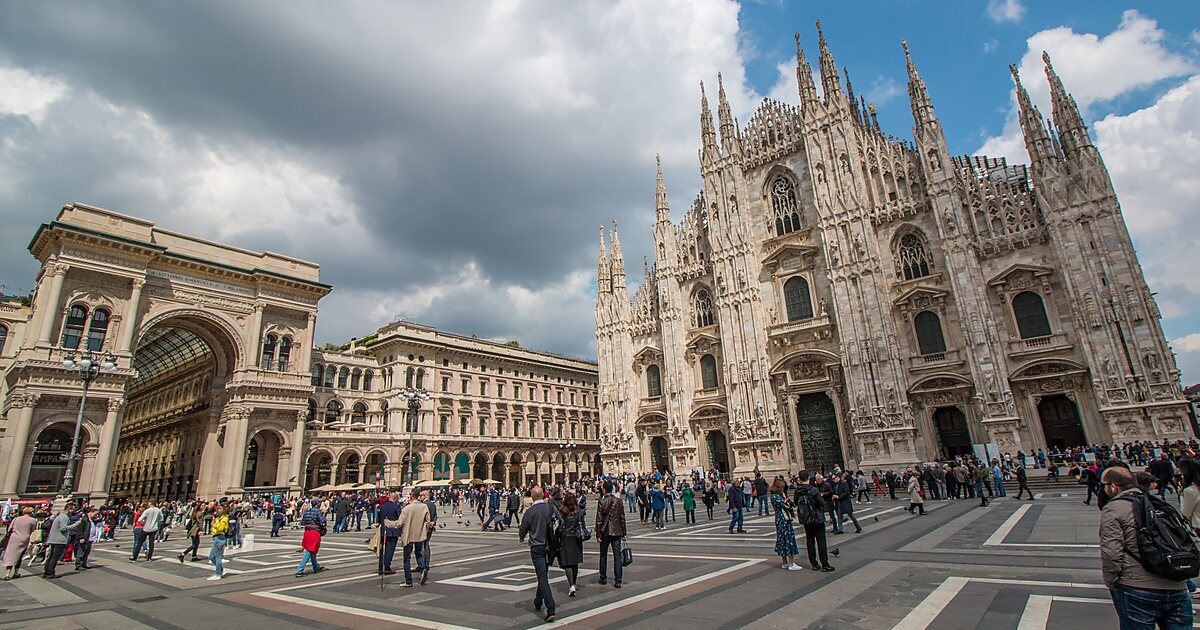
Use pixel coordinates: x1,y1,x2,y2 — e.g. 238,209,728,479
907,470,926,515
558,493,585,597
3,507,37,580
770,478,802,571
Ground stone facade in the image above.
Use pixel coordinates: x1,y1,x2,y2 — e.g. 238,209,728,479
0,203,600,501
595,27,1190,478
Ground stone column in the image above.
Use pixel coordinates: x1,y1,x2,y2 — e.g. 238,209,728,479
329,464,339,485
88,398,125,499
288,411,306,492
300,312,316,373
1,394,40,496
221,406,251,493
249,304,264,369
36,264,68,345
357,464,366,483
117,278,146,352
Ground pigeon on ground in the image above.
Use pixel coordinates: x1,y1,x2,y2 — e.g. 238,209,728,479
831,548,840,557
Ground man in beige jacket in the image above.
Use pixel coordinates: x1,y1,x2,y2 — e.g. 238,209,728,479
398,488,431,587
1099,466,1193,628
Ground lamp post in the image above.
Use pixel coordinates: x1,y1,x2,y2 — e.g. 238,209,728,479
60,349,116,498
399,387,430,488
558,441,577,484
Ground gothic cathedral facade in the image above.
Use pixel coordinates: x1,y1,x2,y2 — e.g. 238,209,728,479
595,26,1190,478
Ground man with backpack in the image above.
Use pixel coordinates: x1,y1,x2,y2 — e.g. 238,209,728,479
1100,466,1195,627
519,485,559,623
794,470,834,572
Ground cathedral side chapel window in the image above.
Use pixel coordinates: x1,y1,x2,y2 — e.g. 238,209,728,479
694,290,715,328
1012,291,1052,339
914,310,947,356
896,232,933,280
771,175,801,237
783,276,814,322
646,364,662,397
700,354,719,389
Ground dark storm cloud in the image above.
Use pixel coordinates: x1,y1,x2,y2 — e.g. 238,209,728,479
0,1,747,355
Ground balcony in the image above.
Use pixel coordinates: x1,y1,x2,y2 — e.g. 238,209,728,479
908,348,963,372
1007,333,1073,359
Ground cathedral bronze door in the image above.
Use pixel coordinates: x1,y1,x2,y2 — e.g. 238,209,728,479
933,407,972,460
650,436,670,472
1038,394,1086,450
796,393,844,473
705,430,729,474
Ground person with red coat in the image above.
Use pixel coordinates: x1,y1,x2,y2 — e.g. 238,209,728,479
295,499,327,577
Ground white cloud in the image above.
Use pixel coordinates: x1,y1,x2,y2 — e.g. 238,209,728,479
985,0,1025,24
0,67,65,123
866,75,902,105
1175,333,1200,354
983,39,999,54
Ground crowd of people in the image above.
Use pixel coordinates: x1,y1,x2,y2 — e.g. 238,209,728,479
5,436,1200,625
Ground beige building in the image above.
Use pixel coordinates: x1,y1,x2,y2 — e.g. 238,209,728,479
596,27,1190,478
0,203,598,502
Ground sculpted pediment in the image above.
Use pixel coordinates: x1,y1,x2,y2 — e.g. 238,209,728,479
892,285,949,308
685,331,720,352
631,346,664,374
909,372,973,393
761,243,819,272
987,263,1054,288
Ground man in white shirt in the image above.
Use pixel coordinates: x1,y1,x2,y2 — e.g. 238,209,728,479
131,502,164,561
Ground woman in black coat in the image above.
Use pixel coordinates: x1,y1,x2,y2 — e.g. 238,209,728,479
558,493,584,597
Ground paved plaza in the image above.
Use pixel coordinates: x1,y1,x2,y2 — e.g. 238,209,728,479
1,487,1125,629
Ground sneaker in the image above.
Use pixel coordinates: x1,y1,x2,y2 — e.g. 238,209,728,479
313,567,325,574
545,612,556,622
177,554,184,564
597,578,607,585
420,569,429,585
569,585,577,597
206,574,223,581
401,582,413,587
787,564,803,571
294,573,305,578
821,565,836,572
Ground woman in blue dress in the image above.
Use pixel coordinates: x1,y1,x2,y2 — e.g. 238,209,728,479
770,478,802,570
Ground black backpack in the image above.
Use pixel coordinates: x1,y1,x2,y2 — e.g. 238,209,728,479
546,506,565,565
1118,493,1200,581
794,487,823,526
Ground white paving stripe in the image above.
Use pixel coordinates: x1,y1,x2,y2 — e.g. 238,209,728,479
892,576,969,630
1016,594,1054,630
254,591,481,630
984,503,1032,546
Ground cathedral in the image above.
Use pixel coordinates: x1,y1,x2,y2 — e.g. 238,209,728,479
595,25,1190,478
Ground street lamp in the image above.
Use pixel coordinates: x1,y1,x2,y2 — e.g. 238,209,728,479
399,387,430,488
60,349,117,498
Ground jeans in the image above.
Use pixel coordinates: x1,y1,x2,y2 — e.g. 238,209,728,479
652,508,665,529
626,495,636,513
975,482,989,504
271,516,284,537
296,549,321,575
728,507,744,532
131,528,156,560
685,509,696,524
1111,586,1193,630
530,544,556,613
74,541,91,568
758,497,770,516
836,503,862,531
403,542,426,584
209,536,227,576
181,534,200,559
994,478,1006,497
599,536,623,583
380,536,399,571
803,523,829,568
483,509,499,529
43,543,66,576
334,515,347,533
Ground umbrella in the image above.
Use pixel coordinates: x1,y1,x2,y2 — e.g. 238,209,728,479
310,484,336,492
414,480,447,488
468,478,484,485
481,479,503,485
332,482,359,491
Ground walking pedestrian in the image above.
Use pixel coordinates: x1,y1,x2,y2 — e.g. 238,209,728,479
558,493,584,597
833,474,863,533
907,471,926,515
594,480,626,588
682,484,696,524
399,488,431,587
650,484,667,531
1014,465,1035,500
703,485,717,521
130,501,163,561
207,504,230,581
795,471,833,572
73,507,95,571
727,481,746,533
770,478,802,571
178,506,203,563
377,491,402,575
518,486,557,622
42,503,75,579
755,474,770,517
296,498,327,577
3,507,36,580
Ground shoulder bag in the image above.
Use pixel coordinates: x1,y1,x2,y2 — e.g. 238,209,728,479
621,543,634,567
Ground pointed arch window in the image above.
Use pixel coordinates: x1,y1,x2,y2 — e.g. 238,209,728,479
86,308,110,351
323,365,336,388
895,232,933,280
277,336,292,371
61,304,88,349
694,290,715,328
325,399,343,424
260,334,277,370
646,364,662,397
311,363,323,386
913,310,947,356
771,175,801,236
337,366,349,388
1012,291,1052,339
700,354,719,389
783,276,813,322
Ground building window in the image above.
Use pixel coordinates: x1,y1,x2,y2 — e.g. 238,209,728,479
694,290,715,328
646,364,662,397
363,371,373,391
583,394,588,406
771,175,801,236
571,424,577,439
498,383,505,398
479,419,487,436
914,311,947,355
783,277,814,322
311,364,323,386
570,392,576,405
351,402,367,427
514,384,521,399
260,334,277,369
460,417,469,434
338,367,349,388
406,367,415,389
442,376,450,392
416,368,425,390
461,379,469,394
1013,291,1052,339
583,424,590,439
86,308,111,351
529,388,535,401
498,419,506,436
480,382,488,396
439,415,449,434
277,336,292,371
61,304,88,349
0,323,7,354
700,354,719,389
557,391,563,404
543,421,551,437
557,423,564,438
896,232,933,280
324,365,336,388
307,398,317,423
325,400,343,424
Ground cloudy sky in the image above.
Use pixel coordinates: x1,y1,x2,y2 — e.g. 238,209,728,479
1,1,1198,382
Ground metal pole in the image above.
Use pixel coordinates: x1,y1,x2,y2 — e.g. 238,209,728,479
61,369,91,497
407,397,417,486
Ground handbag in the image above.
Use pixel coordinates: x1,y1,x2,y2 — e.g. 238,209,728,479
621,544,634,567
576,518,592,542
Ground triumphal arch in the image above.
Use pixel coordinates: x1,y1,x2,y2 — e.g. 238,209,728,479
0,203,329,501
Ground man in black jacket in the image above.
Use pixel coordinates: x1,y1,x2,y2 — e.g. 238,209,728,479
519,486,557,623
377,492,402,575
754,474,770,517
831,473,863,534
795,471,834,572
1013,465,1034,500
727,482,746,533
594,480,627,588
1148,453,1175,499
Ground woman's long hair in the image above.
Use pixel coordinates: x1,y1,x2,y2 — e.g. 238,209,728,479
561,493,579,516
1179,458,1200,489
769,477,787,495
